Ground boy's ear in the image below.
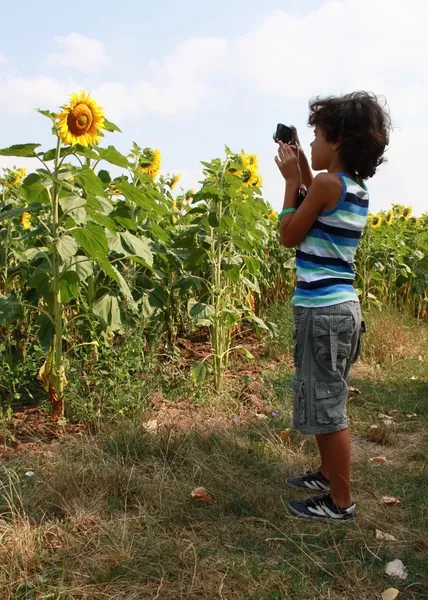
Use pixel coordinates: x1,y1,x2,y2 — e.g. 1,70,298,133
332,141,341,152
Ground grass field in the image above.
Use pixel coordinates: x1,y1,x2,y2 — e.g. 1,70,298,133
0,308,427,599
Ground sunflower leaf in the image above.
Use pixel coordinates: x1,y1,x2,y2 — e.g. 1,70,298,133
36,109,56,121
0,143,41,158
103,119,122,133
97,146,129,168
0,202,43,222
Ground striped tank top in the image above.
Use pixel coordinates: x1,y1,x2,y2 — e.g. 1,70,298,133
292,173,369,308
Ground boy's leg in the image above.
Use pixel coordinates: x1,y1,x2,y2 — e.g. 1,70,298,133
315,428,351,508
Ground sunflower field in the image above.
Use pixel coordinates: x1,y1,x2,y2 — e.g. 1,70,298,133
0,92,426,419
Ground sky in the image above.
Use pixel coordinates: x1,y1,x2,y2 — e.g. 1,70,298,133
0,0,427,214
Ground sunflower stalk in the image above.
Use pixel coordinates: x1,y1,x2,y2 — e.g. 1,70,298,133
50,136,65,419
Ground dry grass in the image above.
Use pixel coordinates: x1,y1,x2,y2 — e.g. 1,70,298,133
0,310,427,599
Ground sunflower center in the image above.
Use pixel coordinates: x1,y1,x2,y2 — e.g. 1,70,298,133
67,103,93,136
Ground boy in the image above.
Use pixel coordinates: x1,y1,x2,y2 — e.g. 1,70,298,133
275,92,391,522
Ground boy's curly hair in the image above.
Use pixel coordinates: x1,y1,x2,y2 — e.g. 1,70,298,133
308,92,391,180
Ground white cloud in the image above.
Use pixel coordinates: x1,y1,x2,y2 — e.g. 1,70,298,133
0,75,74,114
95,36,228,120
234,0,428,214
0,36,227,122
234,1,428,99
46,33,111,73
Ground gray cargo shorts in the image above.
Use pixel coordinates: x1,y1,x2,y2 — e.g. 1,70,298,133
292,301,364,435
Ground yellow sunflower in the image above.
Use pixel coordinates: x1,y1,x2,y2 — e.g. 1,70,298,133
403,206,412,220
170,174,181,190
21,204,31,230
139,148,161,180
383,210,393,225
185,189,195,204
56,91,104,147
268,209,278,221
371,214,382,229
242,165,258,187
5,167,26,187
241,152,259,169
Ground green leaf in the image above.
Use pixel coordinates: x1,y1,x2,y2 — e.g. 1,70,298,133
0,202,43,223
75,167,105,198
103,119,122,133
22,173,41,187
235,345,255,360
41,147,71,161
35,313,54,350
208,211,220,228
57,235,78,261
191,361,209,385
223,264,241,283
170,276,201,295
0,296,23,325
29,269,52,303
106,230,125,253
148,285,169,308
98,146,129,168
36,109,56,121
71,223,108,260
116,181,157,213
120,231,153,268
98,170,111,185
59,195,87,224
0,143,41,157
93,293,123,331
21,180,50,205
111,203,137,231
59,271,79,302
188,299,215,325
243,256,261,276
68,255,93,282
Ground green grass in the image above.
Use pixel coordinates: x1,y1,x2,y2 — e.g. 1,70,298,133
0,308,427,599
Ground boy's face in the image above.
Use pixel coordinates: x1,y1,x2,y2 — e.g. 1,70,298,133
310,126,336,171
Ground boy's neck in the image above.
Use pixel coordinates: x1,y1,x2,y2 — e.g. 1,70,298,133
327,155,347,175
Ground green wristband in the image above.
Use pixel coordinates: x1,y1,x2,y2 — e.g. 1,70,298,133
278,208,296,222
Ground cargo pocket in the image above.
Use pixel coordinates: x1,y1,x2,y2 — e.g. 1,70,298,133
314,380,346,425
351,320,366,364
314,314,353,363
292,378,307,426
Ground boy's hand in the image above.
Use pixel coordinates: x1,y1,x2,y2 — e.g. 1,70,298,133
275,141,301,183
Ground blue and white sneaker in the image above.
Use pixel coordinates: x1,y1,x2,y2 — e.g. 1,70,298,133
286,470,330,492
288,493,356,523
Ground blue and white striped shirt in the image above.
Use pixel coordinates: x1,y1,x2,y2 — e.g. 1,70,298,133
292,173,368,308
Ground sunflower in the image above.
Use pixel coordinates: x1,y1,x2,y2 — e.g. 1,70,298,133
242,165,259,187
185,189,195,204
383,210,393,225
139,148,161,179
5,167,26,187
21,204,31,229
56,91,105,147
403,206,412,220
254,174,263,187
170,174,181,190
268,209,277,221
371,214,382,229
241,152,259,169
408,217,418,228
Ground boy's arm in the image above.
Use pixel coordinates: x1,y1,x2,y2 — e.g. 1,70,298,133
298,150,313,189
279,173,342,248
293,127,313,188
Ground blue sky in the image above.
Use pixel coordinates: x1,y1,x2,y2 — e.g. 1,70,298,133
1,0,427,214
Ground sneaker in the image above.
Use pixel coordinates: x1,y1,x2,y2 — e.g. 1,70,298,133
286,470,330,492
287,493,356,523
